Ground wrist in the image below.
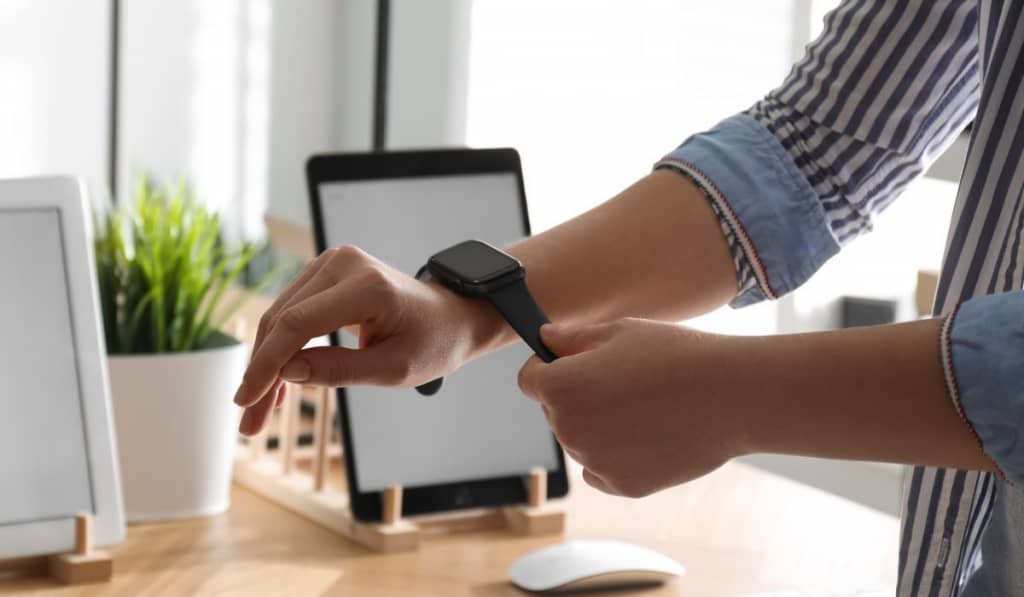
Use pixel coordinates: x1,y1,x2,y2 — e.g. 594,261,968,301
431,281,515,361
669,325,760,460
713,333,767,458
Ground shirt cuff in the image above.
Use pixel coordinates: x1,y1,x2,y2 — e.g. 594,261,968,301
943,292,1024,484
654,113,839,307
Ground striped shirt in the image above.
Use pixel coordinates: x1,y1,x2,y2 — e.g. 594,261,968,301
656,1,1024,594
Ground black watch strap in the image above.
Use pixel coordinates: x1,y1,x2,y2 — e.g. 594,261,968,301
413,267,556,396
486,278,556,363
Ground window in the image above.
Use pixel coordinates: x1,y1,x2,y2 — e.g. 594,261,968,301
465,0,958,337
465,1,801,334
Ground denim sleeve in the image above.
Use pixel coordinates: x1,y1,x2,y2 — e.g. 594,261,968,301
943,291,1024,485
655,0,979,308
655,114,839,307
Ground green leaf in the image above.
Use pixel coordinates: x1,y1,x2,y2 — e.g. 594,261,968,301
91,173,273,354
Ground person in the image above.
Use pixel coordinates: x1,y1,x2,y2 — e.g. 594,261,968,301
233,1,1024,593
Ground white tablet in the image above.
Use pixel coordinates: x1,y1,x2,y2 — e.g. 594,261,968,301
307,149,568,522
0,176,124,558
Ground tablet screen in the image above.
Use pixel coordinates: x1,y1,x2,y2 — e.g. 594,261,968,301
0,209,94,524
318,173,559,491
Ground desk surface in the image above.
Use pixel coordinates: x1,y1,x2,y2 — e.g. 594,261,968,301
2,461,898,596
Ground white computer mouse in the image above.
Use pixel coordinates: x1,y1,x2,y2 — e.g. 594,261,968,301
509,539,685,592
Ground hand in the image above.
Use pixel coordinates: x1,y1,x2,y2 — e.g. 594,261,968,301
233,245,501,436
518,318,749,498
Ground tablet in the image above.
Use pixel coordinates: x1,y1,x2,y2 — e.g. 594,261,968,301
307,149,568,522
0,176,124,558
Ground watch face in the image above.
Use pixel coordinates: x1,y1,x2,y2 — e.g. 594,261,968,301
431,240,521,284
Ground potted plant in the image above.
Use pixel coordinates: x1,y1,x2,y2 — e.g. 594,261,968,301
94,177,262,522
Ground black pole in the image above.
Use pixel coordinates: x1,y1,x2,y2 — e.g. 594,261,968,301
372,0,390,151
108,0,121,199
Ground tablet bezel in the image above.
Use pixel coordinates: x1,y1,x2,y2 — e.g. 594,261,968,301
0,176,125,558
306,148,569,522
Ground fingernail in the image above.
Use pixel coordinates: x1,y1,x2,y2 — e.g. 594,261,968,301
233,384,247,405
281,358,311,382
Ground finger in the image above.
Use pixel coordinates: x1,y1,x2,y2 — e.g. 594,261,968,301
248,379,283,427
252,249,336,356
246,379,287,435
280,345,404,387
517,355,547,401
259,254,354,347
238,381,280,436
518,353,581,404
539,322,613,357
243,249,364,407
235,277,389,407
582,468,618,495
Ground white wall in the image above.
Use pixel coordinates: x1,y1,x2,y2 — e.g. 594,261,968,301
119,0,369,233
262,0,474,228
118,0,272,242
388,0,472,149
264,0,354,228
334,1,376,152
124,0,476,230
0,0,111,196
464,0,797,337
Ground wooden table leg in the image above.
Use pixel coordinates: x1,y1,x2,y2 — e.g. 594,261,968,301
313,387,332,491
280,383,299,474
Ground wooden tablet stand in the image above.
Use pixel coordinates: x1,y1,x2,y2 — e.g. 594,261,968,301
233,383,565,553
0,513,113,585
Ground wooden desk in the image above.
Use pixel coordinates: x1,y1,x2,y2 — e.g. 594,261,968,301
1,461,897,596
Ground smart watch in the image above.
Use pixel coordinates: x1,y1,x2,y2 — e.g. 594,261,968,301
415,239,556,396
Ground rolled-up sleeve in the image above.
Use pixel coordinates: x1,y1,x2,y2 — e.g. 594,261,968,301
656,115,836,306
657,0,980,307
943,292,1024,484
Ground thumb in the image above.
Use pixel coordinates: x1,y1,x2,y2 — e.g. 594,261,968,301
281,345,406,387
540,322,610,357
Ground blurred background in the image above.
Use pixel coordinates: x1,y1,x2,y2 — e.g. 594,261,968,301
2,0,968,516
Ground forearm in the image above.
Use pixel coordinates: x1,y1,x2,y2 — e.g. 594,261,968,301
466,170,737,353
734,318,995,472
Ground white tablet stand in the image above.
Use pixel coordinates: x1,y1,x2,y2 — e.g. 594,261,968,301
233,383,565,552
0,513,113,584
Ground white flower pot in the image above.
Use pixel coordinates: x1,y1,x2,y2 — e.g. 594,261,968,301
107,339,247,523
